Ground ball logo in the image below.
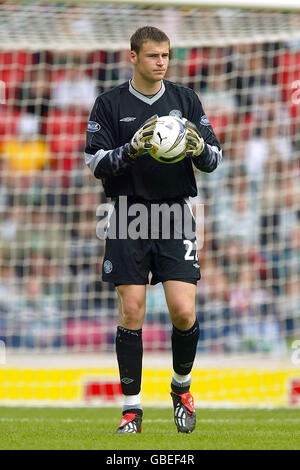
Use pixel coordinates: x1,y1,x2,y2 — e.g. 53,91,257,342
103,260,113,274
157,132,167,145
149,115,186,164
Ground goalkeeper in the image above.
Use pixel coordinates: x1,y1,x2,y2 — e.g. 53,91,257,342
85,26,222,434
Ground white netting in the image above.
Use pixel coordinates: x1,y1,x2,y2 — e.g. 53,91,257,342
0,2,299,359
1,3,300,50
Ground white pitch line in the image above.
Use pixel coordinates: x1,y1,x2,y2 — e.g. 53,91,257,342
0,417,300,424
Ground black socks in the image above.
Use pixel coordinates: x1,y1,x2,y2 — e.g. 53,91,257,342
171,319,199,394
116,319,199,399
116,325,143,396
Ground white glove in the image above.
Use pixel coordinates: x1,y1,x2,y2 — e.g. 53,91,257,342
183,119,205,158
128,115,158,158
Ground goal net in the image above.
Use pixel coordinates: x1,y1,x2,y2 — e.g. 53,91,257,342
0,1,300,406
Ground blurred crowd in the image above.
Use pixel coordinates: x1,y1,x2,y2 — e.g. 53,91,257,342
0,38,299,353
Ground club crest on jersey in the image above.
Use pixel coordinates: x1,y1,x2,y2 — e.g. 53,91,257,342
87,121,101,132
200,115,211,126
169,109,182,119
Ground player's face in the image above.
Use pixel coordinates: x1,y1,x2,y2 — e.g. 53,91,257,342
131,40,169,85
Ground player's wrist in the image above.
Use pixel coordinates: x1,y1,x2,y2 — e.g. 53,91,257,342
128,115,158,158
182,118,205,159
124,142,139,160
190,138,205,158
188,141,207,160
186,135,205,158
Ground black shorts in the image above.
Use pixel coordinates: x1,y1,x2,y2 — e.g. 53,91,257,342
101,197,201,286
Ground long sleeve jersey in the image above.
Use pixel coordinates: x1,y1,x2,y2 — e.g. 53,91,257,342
85,79,222,201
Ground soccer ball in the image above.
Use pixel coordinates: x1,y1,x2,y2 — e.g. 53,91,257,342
148,115,186,164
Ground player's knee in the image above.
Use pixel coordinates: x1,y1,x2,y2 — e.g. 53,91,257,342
120,298,145,327
170,305,195,331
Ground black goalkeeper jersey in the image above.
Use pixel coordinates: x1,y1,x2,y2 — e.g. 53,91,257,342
85,80,222,201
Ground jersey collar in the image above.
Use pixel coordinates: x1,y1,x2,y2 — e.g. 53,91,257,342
129,80,165,105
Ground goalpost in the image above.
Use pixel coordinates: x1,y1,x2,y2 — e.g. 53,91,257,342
0,0,300,406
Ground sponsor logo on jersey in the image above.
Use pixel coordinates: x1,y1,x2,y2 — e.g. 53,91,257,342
87,121,101,132
103,259,113,274
120,117,136,122
200,115,211,126
169,109,182,119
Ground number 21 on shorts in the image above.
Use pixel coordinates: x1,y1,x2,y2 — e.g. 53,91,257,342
183,240,198,261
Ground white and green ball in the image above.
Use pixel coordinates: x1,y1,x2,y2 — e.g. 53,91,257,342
148,115,186,164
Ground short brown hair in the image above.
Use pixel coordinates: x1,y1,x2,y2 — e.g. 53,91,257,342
130,26,170,53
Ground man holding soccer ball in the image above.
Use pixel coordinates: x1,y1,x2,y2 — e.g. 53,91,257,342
85,26,222,434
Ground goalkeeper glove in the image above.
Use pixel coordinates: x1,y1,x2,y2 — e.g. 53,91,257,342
183,119,205,158
127,115,158,158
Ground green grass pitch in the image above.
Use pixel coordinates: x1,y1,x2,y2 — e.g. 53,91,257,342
0,406,299,450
